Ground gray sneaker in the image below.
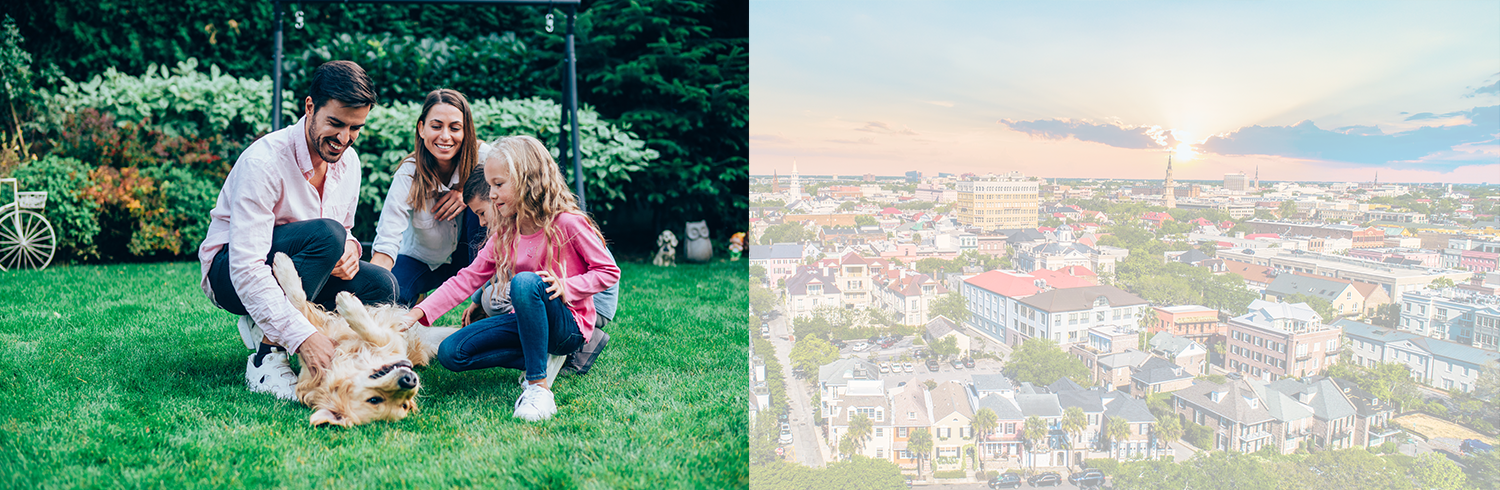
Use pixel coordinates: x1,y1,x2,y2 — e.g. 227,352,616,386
560,330,609,376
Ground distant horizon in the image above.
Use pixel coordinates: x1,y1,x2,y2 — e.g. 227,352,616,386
751,1,1500,184
747,173,1495,187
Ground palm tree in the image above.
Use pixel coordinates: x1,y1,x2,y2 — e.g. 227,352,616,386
838,432,858,461
849,413,873,456
909,428,934,480
1061,406,1087,452
1023,415,1050,473
1105,416,1131,460
972,407,998,471
1154,415,1182,459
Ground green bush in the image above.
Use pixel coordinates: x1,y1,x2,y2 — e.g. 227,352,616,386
1084,458,1120,475
7,156,99,261
974,470,989,481
1184,421,1215,450
933,470,966,479
349,96,656,240
40,59,290,141
283,31,540,113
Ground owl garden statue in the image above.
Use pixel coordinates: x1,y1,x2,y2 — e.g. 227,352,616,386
684,221,712,263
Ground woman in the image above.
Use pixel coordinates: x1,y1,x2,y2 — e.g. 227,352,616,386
371,88,491,307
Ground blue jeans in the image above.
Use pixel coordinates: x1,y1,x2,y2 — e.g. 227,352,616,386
436,272,586,381
390,208,487,307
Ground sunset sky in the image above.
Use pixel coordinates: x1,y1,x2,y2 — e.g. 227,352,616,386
750,1,1500,184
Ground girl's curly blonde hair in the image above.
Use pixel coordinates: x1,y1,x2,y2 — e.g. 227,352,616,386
485,135,604,302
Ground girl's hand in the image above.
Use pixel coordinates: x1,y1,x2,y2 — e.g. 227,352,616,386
461,303,487,327
399,308,425,332
536,270,563,300
434,190,465,221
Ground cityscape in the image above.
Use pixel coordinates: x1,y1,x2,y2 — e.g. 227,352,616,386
748,164,1500,489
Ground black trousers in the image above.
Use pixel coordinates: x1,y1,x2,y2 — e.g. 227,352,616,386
209,218,397,315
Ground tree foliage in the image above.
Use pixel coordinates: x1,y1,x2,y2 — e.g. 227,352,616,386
908,428,933,479
1412,452,1468,490
749,457,907,490
789,337,839,376
1004,338,1090,387
760,222,812,245
930,336,960,360
929,293,970,325
750,284,776,316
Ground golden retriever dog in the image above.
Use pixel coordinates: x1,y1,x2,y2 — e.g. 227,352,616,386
270,252,456,427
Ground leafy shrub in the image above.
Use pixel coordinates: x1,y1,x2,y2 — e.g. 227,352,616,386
7,155,100,260
283,32,540,110
1184,421,1214,450
933,470,966,479
348,97,656,240
1084,458,1120,475
1377,441,1398,454
40,59,290,141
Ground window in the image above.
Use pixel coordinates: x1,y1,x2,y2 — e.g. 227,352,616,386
1006,423,1015,434
899,427,909,437
876,448,884,458
876,428,884,437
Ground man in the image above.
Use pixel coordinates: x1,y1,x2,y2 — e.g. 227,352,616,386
197,61,396,400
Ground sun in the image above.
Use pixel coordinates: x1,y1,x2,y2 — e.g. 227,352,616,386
1168,129,1200,162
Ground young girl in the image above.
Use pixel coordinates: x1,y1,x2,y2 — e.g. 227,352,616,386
404,135,620,421
371,88,491,306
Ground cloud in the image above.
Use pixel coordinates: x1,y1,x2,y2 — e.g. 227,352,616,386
750,134,795,144
1403,110,1469,121
998,118,1178,150
1466,73,1500,98
826,137,878,145
854,121,919,136
1198,105,1499,171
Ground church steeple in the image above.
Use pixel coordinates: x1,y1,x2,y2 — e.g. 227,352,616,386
1164,155,1177,209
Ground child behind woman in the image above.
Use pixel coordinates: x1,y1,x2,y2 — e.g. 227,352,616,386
404,135,620,421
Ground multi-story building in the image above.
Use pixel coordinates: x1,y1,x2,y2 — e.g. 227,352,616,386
1365,210,1429,224
1224,172,1248,192
1264,378,1359,450
879,272,948,326
1131,357,1196,397
1226,300,1342,381
828,380,893,460
817,358,881,410
962,270,1043,346
1014,225,1123,274
749,242,803,285
1217,247,1472,302
956,176,1039,231
1339,319,1500,393
1173,376,1293,454
1399,288,1500,347
1245,220,1386,249
1263,274,1366,318
785,266,842,319
1148,332,1208,377
1151,305,1225,344
1016,286,1151,348
1328,377,1402,448
930,381,974,472
974,393,1027,463
1069,326,1150,391
890,382,934,471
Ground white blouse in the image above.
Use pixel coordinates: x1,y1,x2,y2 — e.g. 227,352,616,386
372,143,492,269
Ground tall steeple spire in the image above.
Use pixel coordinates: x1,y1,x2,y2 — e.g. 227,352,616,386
1254,165,1259,190
1164,155,1177,209
789,161,802,200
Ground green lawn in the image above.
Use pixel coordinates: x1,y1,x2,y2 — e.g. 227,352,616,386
0,260,748,489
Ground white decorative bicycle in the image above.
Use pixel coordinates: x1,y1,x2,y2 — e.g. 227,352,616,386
0,177,56,270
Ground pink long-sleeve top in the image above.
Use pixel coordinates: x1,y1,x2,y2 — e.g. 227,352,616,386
414,212,620,342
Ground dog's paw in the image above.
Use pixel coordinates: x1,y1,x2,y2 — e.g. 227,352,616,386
334,291,362,313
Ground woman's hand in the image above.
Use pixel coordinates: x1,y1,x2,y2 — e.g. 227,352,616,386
434,189,465,221
536,270,564,300
370,252,395,270
399,308,425,332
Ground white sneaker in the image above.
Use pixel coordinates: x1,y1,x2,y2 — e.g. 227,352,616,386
517,354,570,388
237,315,264,350
513,381,557,421
246,351,299,401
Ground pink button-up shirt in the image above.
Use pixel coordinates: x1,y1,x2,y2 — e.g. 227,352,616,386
198,116,362,354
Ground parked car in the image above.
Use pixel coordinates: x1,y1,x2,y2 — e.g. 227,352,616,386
760,327,770,338
852,341,870,352
1027,472,1061,487
778,411,789,424
879,362,891,373
988,472,1023,489
926,359,940,371
950,358,964,370
1068,469,1105,488
830,339,847,349
903,362,915,373
963,357,975,368
779,423,792,444
1463,439,1494,454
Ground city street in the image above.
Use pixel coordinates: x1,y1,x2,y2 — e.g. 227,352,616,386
766,308,829,468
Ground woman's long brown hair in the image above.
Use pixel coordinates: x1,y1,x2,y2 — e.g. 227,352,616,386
404,89,478,212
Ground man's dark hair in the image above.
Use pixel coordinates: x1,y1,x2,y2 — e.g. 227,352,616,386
308,60,377,111
463,162,489,204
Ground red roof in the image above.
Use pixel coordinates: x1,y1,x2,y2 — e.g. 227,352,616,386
965,271,1041,298
1038,227,1056,233
1189,217,1214,226
1141,212,1174,221
1244,233,1280,240
1080,222,1099,228
1219,221,1235,229
882,207,900,214
1052,213,1067,218
1030,269,1095,289
1058,265,1097,277
1217,241,1234,248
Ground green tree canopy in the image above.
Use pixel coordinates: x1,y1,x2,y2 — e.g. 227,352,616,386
760,222,812,245
1412,452,1468,490
789,337,839,376
750,285,776,316
929,292,970,325
1004,338,1090,386
930,336,961,359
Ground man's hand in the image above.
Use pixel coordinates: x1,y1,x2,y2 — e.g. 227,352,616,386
537,270,564,300
434,189,465,221
332,240,361,280
297,332,336,373
370,252,394,270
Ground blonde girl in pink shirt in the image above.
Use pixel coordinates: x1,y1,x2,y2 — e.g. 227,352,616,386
402,135,620,421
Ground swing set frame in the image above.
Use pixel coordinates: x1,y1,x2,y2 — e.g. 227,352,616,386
268,0,590,211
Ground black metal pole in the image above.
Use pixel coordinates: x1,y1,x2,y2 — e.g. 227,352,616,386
566,5,585,212
272,1,285,131
558,6,570,190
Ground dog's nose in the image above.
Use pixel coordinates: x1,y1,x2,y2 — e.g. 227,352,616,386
397,372,418,390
